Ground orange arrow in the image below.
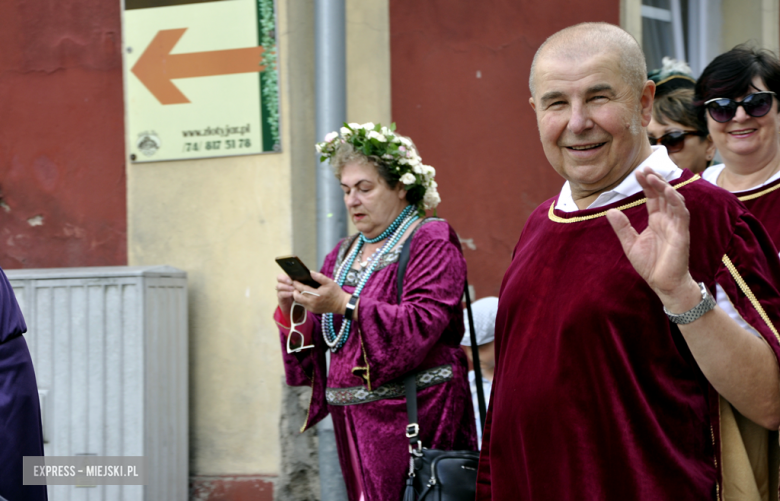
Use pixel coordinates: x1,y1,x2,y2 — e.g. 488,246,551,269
131,28,266,105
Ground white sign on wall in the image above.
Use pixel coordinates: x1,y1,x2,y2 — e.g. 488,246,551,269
124,0,280,162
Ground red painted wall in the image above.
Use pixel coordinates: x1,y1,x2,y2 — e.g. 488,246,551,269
0,0,127,269
390,0,619,298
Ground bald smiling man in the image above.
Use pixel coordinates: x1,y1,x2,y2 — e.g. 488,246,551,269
477,23,780,500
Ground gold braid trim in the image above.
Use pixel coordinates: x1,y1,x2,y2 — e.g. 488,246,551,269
351,326,372,391
710,423,721,500
547,174,701,223
721,254,780,344
736,181,780,202
301,377,315,433
656,74,696,87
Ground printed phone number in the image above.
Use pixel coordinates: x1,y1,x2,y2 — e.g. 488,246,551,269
182,139,252,152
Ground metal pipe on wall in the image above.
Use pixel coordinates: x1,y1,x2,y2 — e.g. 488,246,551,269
315,0,348,500
316,0,348,268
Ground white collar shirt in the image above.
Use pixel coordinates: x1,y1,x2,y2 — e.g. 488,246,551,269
555,146,683,212
702,163,780,193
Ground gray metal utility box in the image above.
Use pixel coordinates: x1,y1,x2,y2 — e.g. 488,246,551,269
6,265,188,501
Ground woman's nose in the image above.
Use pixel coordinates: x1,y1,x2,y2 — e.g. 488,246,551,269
733,105,750,122
344,190,359,206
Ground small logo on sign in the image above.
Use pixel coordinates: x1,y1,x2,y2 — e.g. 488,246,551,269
137,131,161,157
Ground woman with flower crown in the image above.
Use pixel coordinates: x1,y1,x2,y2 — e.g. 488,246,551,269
274,122,477,500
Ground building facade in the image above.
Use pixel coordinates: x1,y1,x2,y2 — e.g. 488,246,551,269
1,0,778,498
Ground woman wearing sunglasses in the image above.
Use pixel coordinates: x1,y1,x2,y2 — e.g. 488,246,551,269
696,45,780,245
647,58,715,174
274,123,476,501
693,44,780,499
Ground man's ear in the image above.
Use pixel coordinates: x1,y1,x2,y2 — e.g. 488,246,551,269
639,80,656,127
529,96,537,112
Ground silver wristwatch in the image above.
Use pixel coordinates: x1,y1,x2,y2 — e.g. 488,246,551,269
664,282,716,325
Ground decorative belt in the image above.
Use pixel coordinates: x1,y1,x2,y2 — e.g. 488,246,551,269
326,364,453,406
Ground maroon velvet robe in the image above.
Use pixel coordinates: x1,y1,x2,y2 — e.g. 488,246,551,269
276,219,477,501
736,176,780,251
476,170,780,500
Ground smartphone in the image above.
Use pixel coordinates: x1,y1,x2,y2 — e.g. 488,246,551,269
275,256,321,289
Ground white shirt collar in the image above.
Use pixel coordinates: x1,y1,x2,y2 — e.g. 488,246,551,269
702,163,780,193
555,146,683,212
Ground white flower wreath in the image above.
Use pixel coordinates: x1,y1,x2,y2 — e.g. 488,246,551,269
316,122,441,212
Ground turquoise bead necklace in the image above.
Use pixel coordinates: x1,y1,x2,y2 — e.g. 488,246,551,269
323,205,418,352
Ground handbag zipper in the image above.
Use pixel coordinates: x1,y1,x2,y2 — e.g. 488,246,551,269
427,453,473,487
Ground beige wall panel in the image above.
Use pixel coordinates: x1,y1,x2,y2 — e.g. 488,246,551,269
129,155,289,475
127,0,298,476
346,0,391,126
762,0,780,55
722,0,779,54
620,0,642,46
288,0,317,269
722,0,762,51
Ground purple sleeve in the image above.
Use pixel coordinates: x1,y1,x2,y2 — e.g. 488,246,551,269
716,213,780,363
350,227,466,389
0,269,26,344
275,310,324,386
274,245,343,431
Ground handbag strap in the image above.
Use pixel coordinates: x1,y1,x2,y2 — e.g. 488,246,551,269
398,235,423,453
397,232,413,302
465,285,487,431
404,374,421,453
396,228,486,454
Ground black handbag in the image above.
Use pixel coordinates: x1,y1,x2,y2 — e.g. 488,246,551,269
396,231,487,501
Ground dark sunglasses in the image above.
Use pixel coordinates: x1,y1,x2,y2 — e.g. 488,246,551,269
647,130,706,153
704,91,777,123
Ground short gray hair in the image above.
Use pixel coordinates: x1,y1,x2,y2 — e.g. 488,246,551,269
529,23,647,98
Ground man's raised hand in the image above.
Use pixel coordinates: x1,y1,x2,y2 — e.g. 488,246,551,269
606,167,700,313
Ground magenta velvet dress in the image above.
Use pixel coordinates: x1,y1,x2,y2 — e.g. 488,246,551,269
476,170,780,500
276,218,477,501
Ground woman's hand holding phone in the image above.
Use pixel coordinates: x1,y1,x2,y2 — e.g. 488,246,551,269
290,271,351,316
276,271,351,319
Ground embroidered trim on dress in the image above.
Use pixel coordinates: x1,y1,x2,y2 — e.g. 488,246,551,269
547,175,700,224
352,326,372,391
341,248,403,287
334,217,444,286
326,364,453,406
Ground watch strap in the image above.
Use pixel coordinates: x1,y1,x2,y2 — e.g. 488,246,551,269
664,282,716,325
344,294,359,321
